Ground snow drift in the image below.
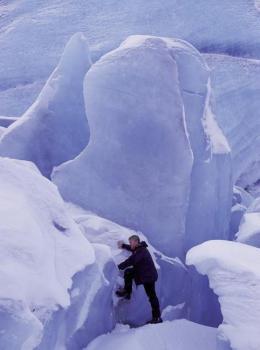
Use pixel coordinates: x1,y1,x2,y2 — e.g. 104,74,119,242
53,35,232,259
0,157,94,348
0,32,91,177
85,319,217,350
187,240,260,350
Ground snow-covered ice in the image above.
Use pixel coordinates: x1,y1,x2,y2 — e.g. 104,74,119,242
53,35,232,259
0,157,94,348
85,319,217,350
0,32,91,177
187,240,260,350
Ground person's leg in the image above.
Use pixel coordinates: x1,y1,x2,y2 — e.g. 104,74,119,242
116,268,135,299
124,268,135,295
144,282,161,320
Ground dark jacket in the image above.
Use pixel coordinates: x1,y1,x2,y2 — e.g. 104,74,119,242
118,241,158,285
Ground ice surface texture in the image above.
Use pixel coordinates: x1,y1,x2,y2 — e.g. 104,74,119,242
187,240,260,350
53,35,232,258
0,32,91,177
2,1,260,116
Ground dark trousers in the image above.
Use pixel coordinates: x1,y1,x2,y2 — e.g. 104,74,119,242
124,268,161,318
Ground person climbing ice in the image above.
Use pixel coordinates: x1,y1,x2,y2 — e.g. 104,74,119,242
116,234,162,324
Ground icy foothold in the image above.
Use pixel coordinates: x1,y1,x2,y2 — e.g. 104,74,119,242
186,240,260,350
0,157,94,348
0,126,5,136
229,187,253,240
53,35,232,258
85,319,217,350
0,32,91,177
236,197,260,247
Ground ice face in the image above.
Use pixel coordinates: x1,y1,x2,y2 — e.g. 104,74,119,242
205,54,260,188
2,1,260,116
53,35,232,260
229,187,254,241
186,240,260,350
0,32,91,178
0,157,95,348
85,319,217,350
236,197,260,247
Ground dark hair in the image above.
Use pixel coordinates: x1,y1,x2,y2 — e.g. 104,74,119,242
129,234,140,243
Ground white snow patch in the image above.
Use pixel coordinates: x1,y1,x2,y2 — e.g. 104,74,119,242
186,240,260,350
85,319,217,350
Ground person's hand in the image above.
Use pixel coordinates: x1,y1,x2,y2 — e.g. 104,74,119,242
117,240,124,249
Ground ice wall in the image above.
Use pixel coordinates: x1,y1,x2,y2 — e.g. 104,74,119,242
0,32,91,177
205,54,260,188
53,35,232,259
67,204,188,327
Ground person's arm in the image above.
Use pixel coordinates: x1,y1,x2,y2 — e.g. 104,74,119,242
117,240,132,251
118,254,135,270
122,243,132,251
118,249,145,270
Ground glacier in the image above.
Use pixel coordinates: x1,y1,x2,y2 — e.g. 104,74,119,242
186,240,260,350
1,1,260,348
2,1,260,116
0,32,91,178
53,35,232,260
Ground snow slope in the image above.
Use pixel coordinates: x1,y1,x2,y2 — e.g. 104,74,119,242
187,240,260,350
1,1,260,116
0,32,91,177
53,35,232,259
0,157,94,348
85,319,217,350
